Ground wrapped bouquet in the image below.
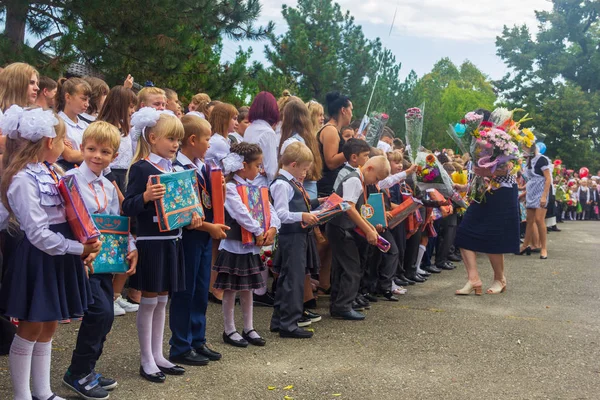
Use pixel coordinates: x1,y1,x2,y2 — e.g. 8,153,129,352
365,112,390,147
405,105,424,162
414,152,454,197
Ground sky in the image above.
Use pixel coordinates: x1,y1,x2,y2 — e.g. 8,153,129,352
222,0,553,80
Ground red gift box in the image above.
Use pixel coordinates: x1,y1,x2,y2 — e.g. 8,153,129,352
58,175,101,244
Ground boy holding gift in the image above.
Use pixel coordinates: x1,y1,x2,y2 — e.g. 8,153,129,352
63,121,138,399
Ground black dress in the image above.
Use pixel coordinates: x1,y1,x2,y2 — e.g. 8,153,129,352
317,124,345,197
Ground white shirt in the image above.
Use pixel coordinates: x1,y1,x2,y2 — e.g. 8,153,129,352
378,171,407,190
342,170,364,204
205,134,230,167
219,175,281,255
79,113,96,123
8,163,84,256
173,152,204,173
270,169,304,224
65,162,136,251
59,111,88,149
147,152,173,172
186,111,205,119
334,163,358,192
244,119,278,187
110,133,134,170
377,140,392,153
0,201,8,231
279,133,303,156
228,132,244,145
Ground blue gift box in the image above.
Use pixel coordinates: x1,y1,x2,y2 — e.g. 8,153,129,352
92,214,130,274
367,192,388,228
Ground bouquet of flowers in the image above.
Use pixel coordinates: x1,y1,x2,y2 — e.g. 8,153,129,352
446,111,484,155
472,127,520,174
365,112,389,147
414,152,455,197
405,105,424,162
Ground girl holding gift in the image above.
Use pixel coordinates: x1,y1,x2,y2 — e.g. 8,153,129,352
122,107,202,383
0,106,102,400
213,142,281,348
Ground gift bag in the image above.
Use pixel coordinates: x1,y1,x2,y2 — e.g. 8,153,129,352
208,161,225,225
426,188,453,217
150,170,204,232
353,227,391,253
58,175,101,244
594,205,599,215
366,193,388,228
92,215,130,274
236,185,271,245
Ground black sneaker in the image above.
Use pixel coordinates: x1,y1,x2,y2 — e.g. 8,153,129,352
297,316,312,327
253,292,275,307
63,370,110,400
303,309,322,323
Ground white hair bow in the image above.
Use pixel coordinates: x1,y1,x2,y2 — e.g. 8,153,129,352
222,153,245,175
0,105,58,142
130,107,177,143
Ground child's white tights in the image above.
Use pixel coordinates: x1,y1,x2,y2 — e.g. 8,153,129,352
222,290,260,341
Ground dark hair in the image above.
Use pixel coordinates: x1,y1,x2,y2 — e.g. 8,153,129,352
393,138,404,149
325,91,351,118
237,106,249,123
437,153,450,165
83,76,109,115
38,76,57,93
381,126,394,139
342,138,371,161
227,142,263,180
349,119,362,130
248,91,279,125
97,85,138,136
341,125,353,133
475,108,491,122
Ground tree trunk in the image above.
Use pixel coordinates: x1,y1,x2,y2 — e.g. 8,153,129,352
4,0,29,52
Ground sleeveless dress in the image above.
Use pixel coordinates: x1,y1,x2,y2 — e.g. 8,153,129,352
316,124,344,197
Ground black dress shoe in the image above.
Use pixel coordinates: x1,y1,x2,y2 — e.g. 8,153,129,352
158,364,185,375
355,295,371,309
437,262,454,271
222,331,248,348
393,277,410,286
242,329,266,346
253,292,275,307
195,344,222,361
331,310,365,320
405,273,425,283
362,293,378,302
208,293,222,305
423,265,442,274
397,274,415,285
169,349,209,366
382,291,399,302
419,270,431,277
447,253,462,262
139,366,166,383
352,300,365,311
279,328,314,339
270,326,280,333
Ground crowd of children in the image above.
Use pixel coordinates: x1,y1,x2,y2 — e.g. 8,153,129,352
0,61,592,400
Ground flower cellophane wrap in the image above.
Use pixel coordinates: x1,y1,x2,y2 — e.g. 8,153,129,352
388,196,422,229
92,214,130,274
207,160,225,225
425,188,453,217
301,193,350,228
236,184,271,245
366,193,387,228
365,112,389,147
414,152,454,197
58,175,101,244
353,227,391,253
405,104,425,162
150,170,204,232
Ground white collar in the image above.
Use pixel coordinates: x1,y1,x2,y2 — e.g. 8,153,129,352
59,111,86,129
176,152,202,171
278,169,296,182
344,162,359,171
233,174,253,185
252,119,273,130
148,152,172,171
78,162,103,184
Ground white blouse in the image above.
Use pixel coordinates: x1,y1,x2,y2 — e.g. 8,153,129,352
205,134,230,167
244,119,278,187
59,111,88,149
110,133,134,170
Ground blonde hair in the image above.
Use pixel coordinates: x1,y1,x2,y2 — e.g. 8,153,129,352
190,93,211,114
137,87,166,109
277,90,293,118
306,100,324,134
181,114,211,144
131,114,184,164
83,121,121,153
387,149,404,163
0,62,39,111
365,155,391,176
208,102,237,136
1,116,66,213
280,141,314,167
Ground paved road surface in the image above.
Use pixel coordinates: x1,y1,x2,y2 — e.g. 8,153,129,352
0,221,599,399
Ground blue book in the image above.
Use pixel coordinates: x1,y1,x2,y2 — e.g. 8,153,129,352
92,214,130,274
367,192,388,228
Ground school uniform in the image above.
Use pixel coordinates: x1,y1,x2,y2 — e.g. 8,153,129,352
58,112,88,171
205,134,230,168
168,153,214,358
280,134,318,199
270,170,320,333
0,162,92,322
106,132,134,194
65,162,136,377
212,175,281,291
122,153,185,293
326,170,367,314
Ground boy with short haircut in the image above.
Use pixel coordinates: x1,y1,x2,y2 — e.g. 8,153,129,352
333,138,371,191
270,142,321,338
168,114,229,365
163,88,179,114
137,87,167,111
327,156,391,320
377,127,394,153
63,121,138,399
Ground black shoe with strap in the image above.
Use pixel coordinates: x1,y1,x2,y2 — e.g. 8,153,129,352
242,329,266,346
222,331,248,347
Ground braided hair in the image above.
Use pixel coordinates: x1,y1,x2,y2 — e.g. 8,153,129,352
226,142,263,181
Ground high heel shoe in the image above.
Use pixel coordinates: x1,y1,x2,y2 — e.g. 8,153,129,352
455,281,483,296
486,280,507,294
540,254,548,260
517,246,531,256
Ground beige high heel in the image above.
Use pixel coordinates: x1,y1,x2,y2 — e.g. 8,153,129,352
455,281,483,296
486,280,507,294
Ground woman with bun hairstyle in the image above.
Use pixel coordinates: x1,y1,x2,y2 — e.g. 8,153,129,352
317,91,352,197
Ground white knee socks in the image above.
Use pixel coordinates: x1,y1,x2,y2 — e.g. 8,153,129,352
9,335,35,400
415,245,427,275
152,295,175,369
31,340,61,400
137,297,160,374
